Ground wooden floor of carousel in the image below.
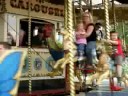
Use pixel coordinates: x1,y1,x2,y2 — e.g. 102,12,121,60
71,78,128,96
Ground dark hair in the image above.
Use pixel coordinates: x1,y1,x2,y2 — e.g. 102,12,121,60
95,23,102,28
95,23,102,26
110,31,118,34
110,31,120,39
38,27,43,33
0,42,11,49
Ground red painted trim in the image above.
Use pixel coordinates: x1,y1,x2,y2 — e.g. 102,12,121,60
18,89,66,96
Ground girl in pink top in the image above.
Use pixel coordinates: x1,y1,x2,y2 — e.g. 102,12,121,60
75,22,87,61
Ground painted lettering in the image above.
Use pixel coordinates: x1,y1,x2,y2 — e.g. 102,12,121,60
9,0,64,17
54,8,59,16
10,0,16,7
60,10,64,17
41,5,47,13
49,7,54,15
34,4,40,12
17,0,25,9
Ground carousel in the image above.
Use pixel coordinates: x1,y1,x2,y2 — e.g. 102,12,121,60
0,0,128,96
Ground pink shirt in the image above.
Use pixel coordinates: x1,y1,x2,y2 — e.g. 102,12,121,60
75,31,87,44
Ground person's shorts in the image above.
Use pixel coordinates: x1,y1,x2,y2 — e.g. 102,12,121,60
114,55,123,65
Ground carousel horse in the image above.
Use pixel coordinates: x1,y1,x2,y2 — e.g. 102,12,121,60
46,30,84,85
44,27,64,76
87,27,112,86
0,50,26,96
87,40,128,87
48,29,77,69
119,57,128,86
53,30,77,69
47,30,77,74
53,30,84,86
87,48,110,85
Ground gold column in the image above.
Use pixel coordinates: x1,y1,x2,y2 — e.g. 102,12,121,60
64,0,69,92
73,1,76,27
122,20,126,51
112,0,116,31
90,0,93,15
67,0,76,95
79,0,83,20
64,0,68,30
104,0,110,40
28,0,32,94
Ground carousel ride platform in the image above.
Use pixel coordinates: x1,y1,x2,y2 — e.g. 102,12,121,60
85,79,128,96
86,87,128,96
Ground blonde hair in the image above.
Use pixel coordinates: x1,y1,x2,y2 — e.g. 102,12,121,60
83,12,93,23
75,21,84,31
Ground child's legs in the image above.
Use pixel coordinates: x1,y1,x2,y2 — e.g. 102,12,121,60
77,44,85,57
84,45,86,56
115,55,123,83
49,48,64,61
92,48,97,60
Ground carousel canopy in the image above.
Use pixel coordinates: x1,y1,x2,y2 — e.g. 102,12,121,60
116,0,128,3
48,0,128,5
47,0,128,21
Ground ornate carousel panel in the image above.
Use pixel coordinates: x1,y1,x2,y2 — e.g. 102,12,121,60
20,48,64,79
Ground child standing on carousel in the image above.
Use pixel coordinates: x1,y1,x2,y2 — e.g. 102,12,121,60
106,31,124,90
75,22,87,61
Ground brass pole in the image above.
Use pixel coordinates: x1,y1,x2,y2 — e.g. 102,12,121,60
90,0,93,15
67,0,76,95
64,0,68,30
122,20,126,51
79,0,83,20
28,0,32,94
112,0,116,31
73,1,76,27
104,0,110,40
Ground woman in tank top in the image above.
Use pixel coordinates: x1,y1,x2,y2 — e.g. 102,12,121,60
83,11,98,68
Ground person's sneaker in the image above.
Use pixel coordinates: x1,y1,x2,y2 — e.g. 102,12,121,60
85,86,93,92
93,58,99,64
110,85,124,91
94,85,99,90
78,56,85,61
85,65,94,69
